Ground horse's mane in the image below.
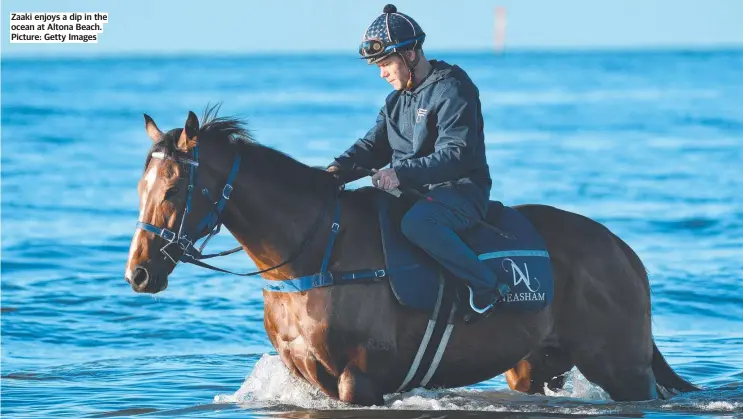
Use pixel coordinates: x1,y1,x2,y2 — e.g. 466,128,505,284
146,104,338,196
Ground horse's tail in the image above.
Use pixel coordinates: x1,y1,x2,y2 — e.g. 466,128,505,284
609,231,700,398
652,341,701,398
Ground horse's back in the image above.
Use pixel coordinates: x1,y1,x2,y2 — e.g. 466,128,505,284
512,202,650,294
512,203,651,308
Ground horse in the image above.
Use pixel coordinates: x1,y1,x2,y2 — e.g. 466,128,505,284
124,106,700,406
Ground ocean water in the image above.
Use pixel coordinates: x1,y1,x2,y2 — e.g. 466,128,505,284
1,49,742,418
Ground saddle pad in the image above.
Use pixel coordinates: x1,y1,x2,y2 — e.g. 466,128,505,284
376,192,442,313
376,191,554,314
464,206,555,312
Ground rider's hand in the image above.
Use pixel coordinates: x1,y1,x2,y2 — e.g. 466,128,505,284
371,168,400,191
326,165,342,180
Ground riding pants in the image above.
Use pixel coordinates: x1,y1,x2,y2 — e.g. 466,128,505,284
400,184,498,305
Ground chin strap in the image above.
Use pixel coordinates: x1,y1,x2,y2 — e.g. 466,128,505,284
400,51,421,90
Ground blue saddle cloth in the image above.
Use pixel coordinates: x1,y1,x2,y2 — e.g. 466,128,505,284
375,192,555,315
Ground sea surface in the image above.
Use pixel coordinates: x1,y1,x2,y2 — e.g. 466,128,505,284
2,49,742,418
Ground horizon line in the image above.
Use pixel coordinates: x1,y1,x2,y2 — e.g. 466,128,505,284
3,43,743,61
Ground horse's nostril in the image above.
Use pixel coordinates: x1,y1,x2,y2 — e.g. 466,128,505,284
131,266,150,287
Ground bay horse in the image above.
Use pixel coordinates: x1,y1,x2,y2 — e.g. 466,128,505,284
124,106,699,406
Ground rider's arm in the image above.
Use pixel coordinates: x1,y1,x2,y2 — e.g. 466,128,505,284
392,81,482,188
329,108,392,181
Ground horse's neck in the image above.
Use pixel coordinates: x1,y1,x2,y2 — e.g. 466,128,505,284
212,158,333,279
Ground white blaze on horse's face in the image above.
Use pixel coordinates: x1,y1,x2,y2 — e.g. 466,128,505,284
124,155,186,293
125,165,159,280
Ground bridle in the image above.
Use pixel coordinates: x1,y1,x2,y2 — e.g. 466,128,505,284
135,146,340,277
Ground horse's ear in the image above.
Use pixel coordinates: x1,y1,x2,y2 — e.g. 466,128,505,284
177,111,199,152
144,114,162,142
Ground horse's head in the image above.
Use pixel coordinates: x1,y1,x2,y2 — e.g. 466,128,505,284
125,106,346,292
125,111,216,293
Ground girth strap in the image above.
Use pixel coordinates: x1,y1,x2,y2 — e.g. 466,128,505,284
320,198,341,273
395,272,458,393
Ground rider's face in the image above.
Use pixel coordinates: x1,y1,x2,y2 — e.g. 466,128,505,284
376,54,410,91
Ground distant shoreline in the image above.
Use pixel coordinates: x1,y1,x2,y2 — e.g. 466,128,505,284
3,44,743,62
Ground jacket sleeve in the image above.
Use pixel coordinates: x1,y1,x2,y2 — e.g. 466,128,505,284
329,109,392,181
392,81,481,187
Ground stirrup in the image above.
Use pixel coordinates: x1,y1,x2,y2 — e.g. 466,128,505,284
467,286,495,314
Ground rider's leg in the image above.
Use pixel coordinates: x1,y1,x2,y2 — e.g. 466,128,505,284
400,185,499,310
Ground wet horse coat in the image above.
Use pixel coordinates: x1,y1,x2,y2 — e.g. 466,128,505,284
125,108,699,406
262,189,559,393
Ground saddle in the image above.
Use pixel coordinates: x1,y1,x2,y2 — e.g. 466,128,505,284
374,191,555,317
372,190,557,392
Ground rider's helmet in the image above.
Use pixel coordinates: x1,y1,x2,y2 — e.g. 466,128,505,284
358,4,426,65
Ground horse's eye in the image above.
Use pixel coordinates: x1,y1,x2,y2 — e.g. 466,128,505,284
165,187,180,199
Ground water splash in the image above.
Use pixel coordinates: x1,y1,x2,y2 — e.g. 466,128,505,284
214,355,618,413
214,354,345,410
543,368,612,400
214,354,741,416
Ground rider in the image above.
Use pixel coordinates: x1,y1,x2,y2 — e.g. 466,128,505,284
327,4,505,318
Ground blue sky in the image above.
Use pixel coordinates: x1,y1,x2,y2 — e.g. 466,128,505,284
3,0,742,57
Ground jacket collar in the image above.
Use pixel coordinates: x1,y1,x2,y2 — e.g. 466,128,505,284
406,60,456,94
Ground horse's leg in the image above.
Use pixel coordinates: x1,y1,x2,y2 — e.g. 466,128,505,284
337,346,384,406
576,359,658,401
506,346,574,394
338,364,384,406
503,231,574,396
558,234,658,401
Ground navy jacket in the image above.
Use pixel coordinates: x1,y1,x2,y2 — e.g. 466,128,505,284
332,60,492,215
